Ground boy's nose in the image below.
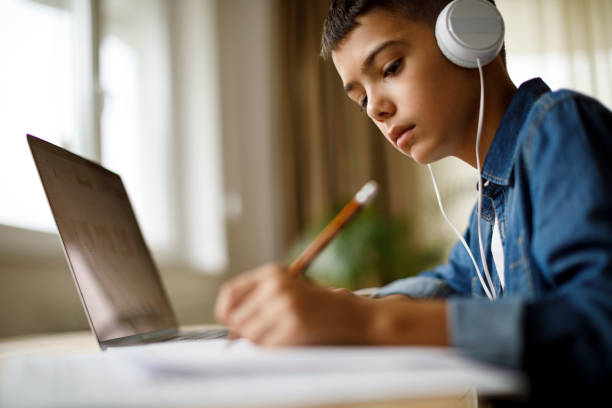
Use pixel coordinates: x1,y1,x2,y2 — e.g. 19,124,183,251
368,97,395,121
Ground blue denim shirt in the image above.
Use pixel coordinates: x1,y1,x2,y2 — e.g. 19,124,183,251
376,78,612,390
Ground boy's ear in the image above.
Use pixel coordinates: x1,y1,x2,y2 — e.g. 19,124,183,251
435,0,504,69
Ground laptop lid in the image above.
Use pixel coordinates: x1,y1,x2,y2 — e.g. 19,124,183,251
27,134,179,347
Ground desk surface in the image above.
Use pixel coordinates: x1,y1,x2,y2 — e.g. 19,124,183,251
0,329,525,408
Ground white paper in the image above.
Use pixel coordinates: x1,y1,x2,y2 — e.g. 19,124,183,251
1,339,526,407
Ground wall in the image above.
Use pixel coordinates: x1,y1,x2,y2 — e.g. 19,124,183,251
217,0,285,275
0,225,225,338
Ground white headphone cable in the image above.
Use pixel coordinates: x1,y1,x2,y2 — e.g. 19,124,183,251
427,163,493,300
475,57,497,299
424,57,496,301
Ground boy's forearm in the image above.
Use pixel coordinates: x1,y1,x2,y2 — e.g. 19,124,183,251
365,296,449,347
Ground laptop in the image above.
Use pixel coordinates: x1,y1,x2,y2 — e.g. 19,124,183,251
27,134,227,350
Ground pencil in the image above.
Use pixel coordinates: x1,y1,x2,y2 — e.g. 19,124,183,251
288,180,379,276
224,181,378,346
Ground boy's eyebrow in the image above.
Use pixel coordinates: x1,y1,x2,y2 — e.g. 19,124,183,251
343,39,407,94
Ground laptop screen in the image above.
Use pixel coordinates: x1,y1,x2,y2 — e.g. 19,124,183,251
28,135,178,342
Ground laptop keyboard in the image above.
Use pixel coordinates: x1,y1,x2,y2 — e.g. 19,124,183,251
167,328,229,342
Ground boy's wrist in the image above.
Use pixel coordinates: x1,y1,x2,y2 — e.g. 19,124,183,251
365,296,449,346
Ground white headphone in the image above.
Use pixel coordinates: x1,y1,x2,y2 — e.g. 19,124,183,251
435,0,504,69
428,0,505,300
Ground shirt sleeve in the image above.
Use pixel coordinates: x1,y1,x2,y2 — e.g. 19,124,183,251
375,213,478,299
520,93,612,396
374,205,528,368
448,296,525,367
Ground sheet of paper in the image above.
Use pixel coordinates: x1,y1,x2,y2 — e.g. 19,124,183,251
1,339,526,407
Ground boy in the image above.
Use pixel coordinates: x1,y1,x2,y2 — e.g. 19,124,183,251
215,0,612,402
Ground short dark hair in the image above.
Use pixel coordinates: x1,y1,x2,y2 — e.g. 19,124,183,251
320,0,504,65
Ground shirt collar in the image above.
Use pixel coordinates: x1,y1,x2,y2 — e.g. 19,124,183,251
482,78,551,186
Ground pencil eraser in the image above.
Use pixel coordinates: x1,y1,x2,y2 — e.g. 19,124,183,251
355,181,379,205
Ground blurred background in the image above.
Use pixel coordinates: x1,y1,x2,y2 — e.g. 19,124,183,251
1,0,611,338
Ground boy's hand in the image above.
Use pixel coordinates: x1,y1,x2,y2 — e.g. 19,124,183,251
214,263,373,346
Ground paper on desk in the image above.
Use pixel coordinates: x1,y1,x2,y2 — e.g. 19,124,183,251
109,339,498,377
1,339,526,408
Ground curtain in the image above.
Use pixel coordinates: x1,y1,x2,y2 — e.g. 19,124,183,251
499,0,612,108
273,0,424,252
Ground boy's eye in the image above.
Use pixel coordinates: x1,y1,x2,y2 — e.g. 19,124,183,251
383,58,402,78
360,96,368,112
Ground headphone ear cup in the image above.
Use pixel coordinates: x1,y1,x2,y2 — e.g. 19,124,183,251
435,0,504,69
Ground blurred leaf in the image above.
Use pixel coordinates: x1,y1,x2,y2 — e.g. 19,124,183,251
286,202,445,290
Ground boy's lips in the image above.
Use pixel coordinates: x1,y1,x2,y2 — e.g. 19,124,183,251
388,124,416,148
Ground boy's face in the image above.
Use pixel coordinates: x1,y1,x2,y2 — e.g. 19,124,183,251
332,9,480,164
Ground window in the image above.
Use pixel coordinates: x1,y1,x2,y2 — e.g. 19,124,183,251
0,0,228,273
0,0,76,232
99,0,175,255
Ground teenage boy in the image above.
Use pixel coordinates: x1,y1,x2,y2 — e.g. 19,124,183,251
215,0,612,401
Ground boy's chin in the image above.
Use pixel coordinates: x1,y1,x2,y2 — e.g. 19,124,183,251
412,156,432,165
392,141,437,165
394,144,415,160
402,145,432,165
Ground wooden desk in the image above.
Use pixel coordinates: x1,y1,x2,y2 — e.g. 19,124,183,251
0,330,523,408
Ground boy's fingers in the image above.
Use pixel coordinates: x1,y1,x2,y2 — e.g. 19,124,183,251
241,296,296,346
237,302,284,344
215,278,256,322
214,263,286,322
228,279,282,329
258,314,299,347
